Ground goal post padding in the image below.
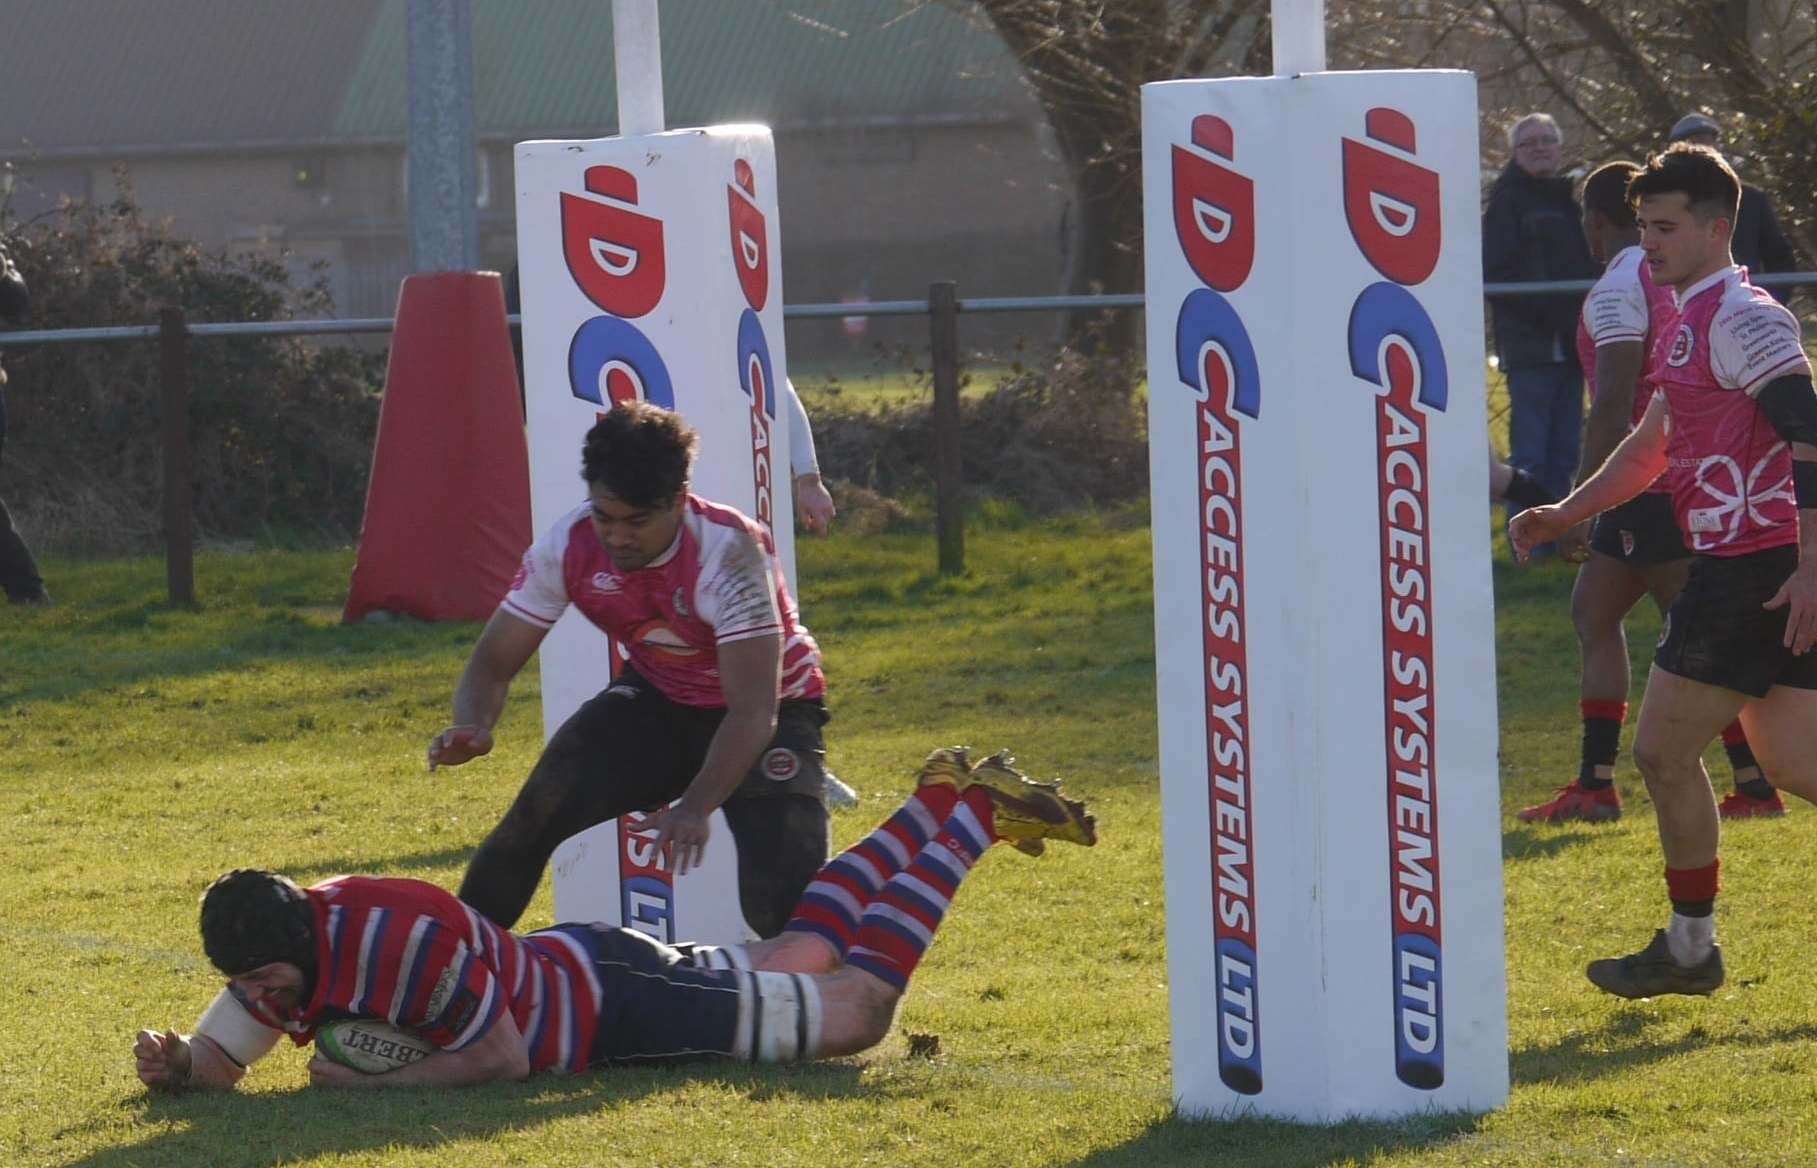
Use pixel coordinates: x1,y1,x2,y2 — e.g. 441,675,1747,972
515,126,793,944
1143,70,1509,1121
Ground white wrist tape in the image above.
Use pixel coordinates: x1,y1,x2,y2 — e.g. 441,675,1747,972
195,989,283,1068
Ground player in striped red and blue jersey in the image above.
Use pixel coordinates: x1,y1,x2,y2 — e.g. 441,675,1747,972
132,748,1097,1090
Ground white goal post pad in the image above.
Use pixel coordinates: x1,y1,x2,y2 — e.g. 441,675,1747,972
1142,71,1508,1121
515,126,791,945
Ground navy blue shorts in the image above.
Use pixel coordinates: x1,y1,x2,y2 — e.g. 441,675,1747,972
583,925,745,1065
579,925,818,1066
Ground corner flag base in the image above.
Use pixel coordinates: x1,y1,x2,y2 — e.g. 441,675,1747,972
343,272,530,624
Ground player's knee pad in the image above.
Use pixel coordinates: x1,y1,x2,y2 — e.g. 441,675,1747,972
730,970,823,1063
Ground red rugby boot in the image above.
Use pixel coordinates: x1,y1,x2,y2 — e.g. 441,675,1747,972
1516,781,1621,824
1717,790,1787,820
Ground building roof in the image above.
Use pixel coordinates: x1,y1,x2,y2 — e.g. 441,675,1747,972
0,0,1034,158
1,0,374,155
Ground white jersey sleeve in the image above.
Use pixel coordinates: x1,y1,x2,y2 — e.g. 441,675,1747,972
783,377,820,478
498,509,580,629
695,525,782,645
1583,255,1649,346
1711,297,1812,396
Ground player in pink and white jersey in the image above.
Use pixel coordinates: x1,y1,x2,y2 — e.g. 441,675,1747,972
1519,161,1781,825
131,751,1096,1091
1513,146,1817,999
427,403,831,938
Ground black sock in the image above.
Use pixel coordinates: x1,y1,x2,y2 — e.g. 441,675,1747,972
1579,717,1621,789
1671,898,1714,918
1734,777,1777,801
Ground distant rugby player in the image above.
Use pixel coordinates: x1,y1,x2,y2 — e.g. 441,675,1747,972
427,402,829,937
1512,144,1817,998
1517,160,1782,825
131,750,1095,1089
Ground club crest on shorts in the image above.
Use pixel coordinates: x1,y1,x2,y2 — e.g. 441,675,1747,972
761,747,801,782
1621,529,1636,557
1665,323,1695,368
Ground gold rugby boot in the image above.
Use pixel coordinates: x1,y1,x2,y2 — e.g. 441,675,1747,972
961,749,1098,856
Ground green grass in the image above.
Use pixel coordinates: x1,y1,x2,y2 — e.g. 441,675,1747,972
2,519,1814,1167
793,364,1020,414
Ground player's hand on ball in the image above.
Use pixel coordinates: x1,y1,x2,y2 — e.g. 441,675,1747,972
134,1029,191,1089
1507,505,1569,564
428,725,492,771
645,804,711,875
307,1051,364,1087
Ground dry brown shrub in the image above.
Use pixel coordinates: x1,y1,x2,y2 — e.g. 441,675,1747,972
809,346,1147,517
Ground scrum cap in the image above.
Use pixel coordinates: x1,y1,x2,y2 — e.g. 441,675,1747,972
199,869,318,979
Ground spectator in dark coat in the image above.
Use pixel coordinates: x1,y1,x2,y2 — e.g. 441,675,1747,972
1483,112,1600,506
0,234,48,604
1667,113,1799,301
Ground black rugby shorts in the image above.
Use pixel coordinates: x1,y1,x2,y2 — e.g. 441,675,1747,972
1654,545,1817,697
1589,492,1689,565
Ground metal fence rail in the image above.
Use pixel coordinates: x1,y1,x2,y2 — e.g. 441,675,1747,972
0,271,1812,346
2,274,1813,601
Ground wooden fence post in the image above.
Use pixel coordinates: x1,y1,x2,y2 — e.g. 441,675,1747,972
929,281,963,575
159,307,195,606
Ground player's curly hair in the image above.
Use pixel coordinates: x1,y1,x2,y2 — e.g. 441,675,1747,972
199,869,318,982
1627,143,1740,227
1581,160,1641,230
580,401,697,509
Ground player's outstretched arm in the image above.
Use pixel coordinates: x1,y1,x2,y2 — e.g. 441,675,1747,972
308,1010,531,1089
134,987,287,1091
429,610,548,770
1512,395,1668,561
647,631,782,874
134,1030,243,1091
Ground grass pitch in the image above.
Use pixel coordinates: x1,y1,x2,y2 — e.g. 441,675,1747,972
2,514,1813,1168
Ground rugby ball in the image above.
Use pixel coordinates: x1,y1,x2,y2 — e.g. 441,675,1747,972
315,1019,436,1074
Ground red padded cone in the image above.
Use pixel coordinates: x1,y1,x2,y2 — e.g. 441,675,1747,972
343,272,530,623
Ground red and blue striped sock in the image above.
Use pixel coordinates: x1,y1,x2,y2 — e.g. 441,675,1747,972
782,783,961,958
846,786,998,991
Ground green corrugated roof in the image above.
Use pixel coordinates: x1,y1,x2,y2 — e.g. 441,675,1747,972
334,0,1034,140
0,1,378,154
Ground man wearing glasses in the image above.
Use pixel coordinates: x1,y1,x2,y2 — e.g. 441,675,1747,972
1483,113,1600,534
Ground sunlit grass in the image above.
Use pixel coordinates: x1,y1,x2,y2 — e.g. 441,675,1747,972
2,518,1812,1167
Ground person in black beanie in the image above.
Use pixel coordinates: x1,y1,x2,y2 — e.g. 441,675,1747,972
1483,113,1600,512
0,235,49,605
